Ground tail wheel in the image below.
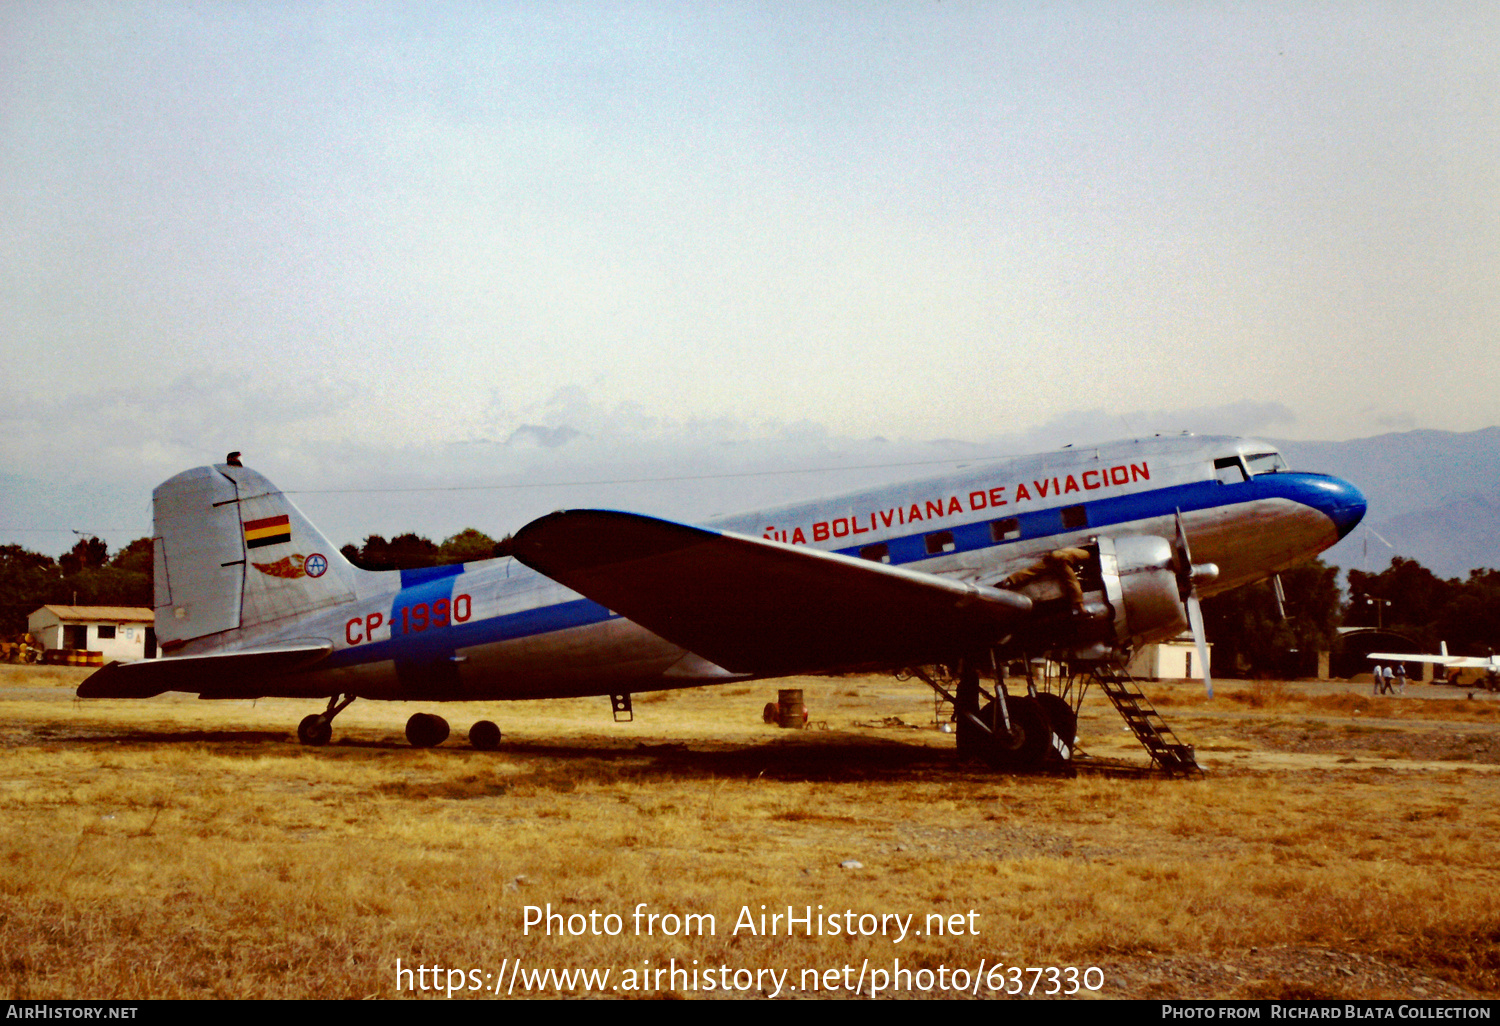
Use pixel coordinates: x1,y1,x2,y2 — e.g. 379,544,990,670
469,720,501,750
297,714,332,747
982,696,1052,771
406,713,450,748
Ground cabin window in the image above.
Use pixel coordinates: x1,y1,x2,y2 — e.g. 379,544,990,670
925,531,956,555
96,625,117,640
990,517,1020,542
1214,456,1248,484
1245,451,1289,476
860,543,891,564
1061,505,1088,530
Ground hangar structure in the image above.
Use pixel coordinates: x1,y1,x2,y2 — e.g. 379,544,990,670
1334,626,1428,681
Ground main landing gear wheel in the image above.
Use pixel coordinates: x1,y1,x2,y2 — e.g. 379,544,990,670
297,714,332,747
980,696,1052,771
406,713,450,748
469,720,501,750
1034,693,1078,752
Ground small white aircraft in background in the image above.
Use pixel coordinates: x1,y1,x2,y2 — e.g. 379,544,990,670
79,434,1365,771
1369,643,1500,690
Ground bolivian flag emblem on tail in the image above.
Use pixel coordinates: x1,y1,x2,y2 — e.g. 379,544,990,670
244,514,292,550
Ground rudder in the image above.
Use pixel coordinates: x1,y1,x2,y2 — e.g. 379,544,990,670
153,462,362,650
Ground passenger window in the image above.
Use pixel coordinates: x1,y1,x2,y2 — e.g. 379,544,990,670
1214,456,1248,484
860,543,891,564
925,531,956,555
990,517,1020,542
1061,505,1088,530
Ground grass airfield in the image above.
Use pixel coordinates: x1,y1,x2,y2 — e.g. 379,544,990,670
3,664,1500,1000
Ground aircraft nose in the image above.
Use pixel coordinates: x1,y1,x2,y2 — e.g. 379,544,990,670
1300,475,1367,540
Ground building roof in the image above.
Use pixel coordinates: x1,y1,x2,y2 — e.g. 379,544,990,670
32,605,154,623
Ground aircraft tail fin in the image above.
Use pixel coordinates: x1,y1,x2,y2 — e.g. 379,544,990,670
152,462,369,650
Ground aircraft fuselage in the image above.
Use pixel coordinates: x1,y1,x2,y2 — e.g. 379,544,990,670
140,434,1362,703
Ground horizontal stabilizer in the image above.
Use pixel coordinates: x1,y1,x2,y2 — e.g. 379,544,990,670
512,510,1032,676
77,641,334,699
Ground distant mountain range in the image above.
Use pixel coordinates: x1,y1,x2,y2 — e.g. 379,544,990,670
1277,427,1500,579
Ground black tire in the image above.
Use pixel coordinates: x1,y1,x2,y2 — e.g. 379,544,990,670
297,714,331,747
983,696,1052,771
469,720,501,751
1034,693,1078,752
406,713,450,748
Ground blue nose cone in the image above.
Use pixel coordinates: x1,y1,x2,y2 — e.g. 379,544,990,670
1300,474,1367,539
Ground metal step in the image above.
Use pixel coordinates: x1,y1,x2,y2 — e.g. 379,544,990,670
1093,667,1202,776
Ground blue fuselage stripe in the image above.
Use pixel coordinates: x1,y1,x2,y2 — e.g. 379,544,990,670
323,598,614,670
830,474,1330,565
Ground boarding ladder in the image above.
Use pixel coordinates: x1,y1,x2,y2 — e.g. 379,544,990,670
1091,665,1202,776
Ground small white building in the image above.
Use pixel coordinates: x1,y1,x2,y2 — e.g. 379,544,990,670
27,606,156,661
1127,634,1211,681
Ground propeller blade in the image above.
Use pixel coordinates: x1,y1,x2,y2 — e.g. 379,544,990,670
1186,591,1213,698
1173,508,1195,600
1176,509,1214,697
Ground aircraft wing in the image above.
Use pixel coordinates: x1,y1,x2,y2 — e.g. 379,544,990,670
1368,651,1461,666
511,509,1034,676
77,641,334,699
1369,652,1497,669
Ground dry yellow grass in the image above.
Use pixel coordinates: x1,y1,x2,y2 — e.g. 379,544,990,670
2,666,1498,999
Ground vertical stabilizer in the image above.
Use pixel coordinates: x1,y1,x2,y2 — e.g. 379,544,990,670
153,463,360,650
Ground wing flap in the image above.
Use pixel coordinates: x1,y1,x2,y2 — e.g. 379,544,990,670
77,641,334,698
511,510,1032,676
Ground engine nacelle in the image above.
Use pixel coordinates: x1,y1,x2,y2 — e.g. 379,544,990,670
1098,535,1189,648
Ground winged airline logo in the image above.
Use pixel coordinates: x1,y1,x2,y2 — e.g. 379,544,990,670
253,554,309,579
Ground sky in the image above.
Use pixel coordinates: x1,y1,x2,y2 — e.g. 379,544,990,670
2,2,1497,556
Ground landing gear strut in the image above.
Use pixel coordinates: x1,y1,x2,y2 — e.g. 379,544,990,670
915,660,1068,772
297,694,356,746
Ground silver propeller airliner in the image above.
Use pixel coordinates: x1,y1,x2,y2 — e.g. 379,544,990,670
79,434,1365,769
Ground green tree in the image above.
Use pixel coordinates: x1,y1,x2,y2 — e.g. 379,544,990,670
439,528,498,564
345,533,442,571
62,565,151,608
1347,557,1453,639
1432,569,1500,657
59,536,108,576
1201,559,1342,678
346,530,504,570
110,538,154,576
0,545,62,636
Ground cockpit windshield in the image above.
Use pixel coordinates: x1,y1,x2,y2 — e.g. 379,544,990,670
1245,451,1288,476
